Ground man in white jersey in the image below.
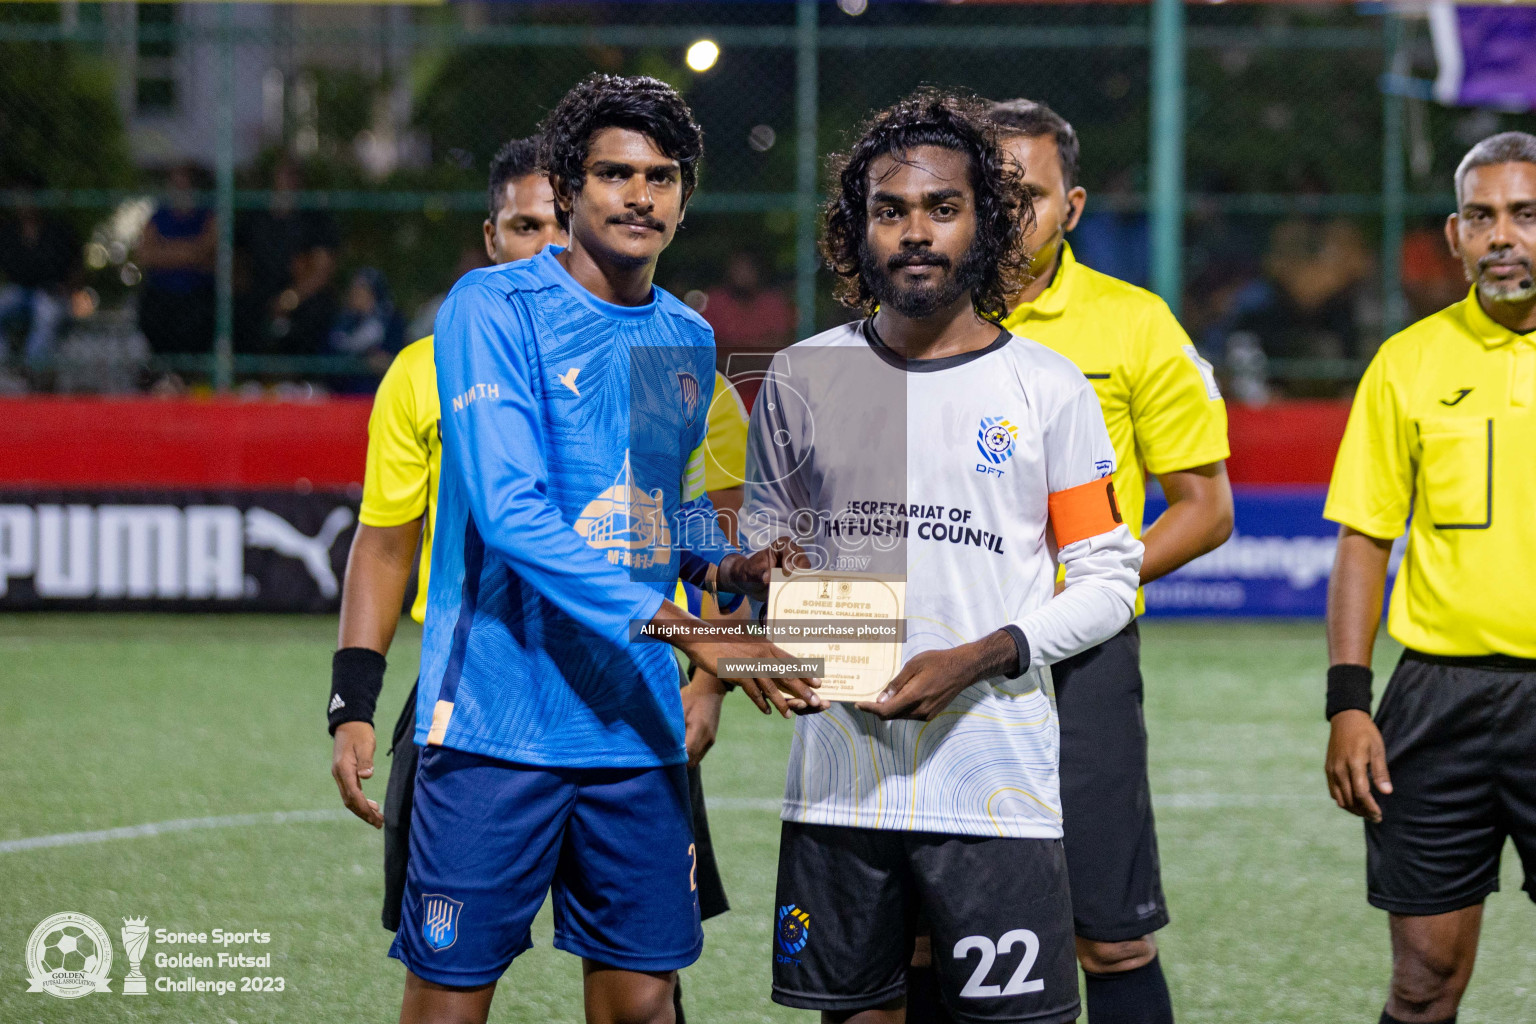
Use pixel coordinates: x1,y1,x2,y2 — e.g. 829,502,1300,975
746,90,1142,1024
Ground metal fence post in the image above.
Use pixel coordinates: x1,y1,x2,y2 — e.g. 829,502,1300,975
1149,0,1185,317
213,2,236,391
794,0,819,341
1381,12,1407,338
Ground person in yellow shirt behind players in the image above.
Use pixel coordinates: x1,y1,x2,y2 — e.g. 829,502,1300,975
326,134,565,923
1323,132,1536,1024
905,99,1235,1024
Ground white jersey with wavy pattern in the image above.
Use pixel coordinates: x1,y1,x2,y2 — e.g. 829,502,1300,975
744,321,1141,839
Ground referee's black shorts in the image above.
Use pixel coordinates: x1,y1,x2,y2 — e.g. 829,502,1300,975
1367,649,1536,916
381,679,419,933
1053,621,1170,942
380,678,730,931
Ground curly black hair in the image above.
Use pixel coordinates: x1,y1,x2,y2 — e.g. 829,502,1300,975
538,74,704,230
486,135,544,220
822,88,1033,322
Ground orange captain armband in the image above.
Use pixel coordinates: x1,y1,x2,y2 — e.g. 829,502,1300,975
1047,477,1123,547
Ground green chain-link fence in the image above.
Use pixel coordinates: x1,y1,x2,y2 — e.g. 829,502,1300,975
2,1,1533,398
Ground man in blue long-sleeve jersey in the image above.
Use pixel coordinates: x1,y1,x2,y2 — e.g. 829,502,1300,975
384,75,821,1024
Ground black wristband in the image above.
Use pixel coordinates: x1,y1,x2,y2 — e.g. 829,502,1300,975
1325,663,1373,721
1000,625,1031,680
329,648,387,735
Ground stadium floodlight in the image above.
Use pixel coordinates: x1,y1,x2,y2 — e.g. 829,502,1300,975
837,0,869,15
686,39,720,73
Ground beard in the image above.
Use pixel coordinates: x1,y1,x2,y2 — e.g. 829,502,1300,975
1474,249,1536,304
860,235,989,319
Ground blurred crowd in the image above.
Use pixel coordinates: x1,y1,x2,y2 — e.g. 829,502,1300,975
0,161,1470,402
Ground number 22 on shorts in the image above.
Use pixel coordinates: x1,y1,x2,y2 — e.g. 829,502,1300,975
953,929,1044,998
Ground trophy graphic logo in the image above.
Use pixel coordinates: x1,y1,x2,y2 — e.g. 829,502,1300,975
120,917,149,995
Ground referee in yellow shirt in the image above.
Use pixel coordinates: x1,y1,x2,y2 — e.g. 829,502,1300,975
327,135,565,914
912,99,1235,1024
1323,132,1536,1024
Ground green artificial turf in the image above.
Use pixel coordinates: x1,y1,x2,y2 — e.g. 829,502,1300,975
0,616,1531,1022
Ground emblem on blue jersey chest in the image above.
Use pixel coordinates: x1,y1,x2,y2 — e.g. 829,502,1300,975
573,453,673,569
676,370,702,427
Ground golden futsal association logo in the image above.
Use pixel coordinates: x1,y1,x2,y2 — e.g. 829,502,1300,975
574,453,672,570
25,912,114,999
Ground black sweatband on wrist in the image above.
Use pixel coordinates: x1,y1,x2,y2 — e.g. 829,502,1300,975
329,647,387,735
1000,625,1031,680
1326,663,1373,721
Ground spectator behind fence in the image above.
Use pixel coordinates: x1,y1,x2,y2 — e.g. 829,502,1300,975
407,245,490,342
329,267,404,392
0,173,81,377
136,162,217,357
1231,215,1373,394
235,159,339,358
699,250,795,353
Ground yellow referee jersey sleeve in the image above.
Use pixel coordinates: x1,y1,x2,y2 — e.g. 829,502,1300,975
700,370,750,492
359,336,441,624
1004,244,1229,614
1325,292,1536,658
1127,305,1230,477
1323,346,1414,541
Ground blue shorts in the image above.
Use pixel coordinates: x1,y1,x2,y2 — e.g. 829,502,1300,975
388,746,703,987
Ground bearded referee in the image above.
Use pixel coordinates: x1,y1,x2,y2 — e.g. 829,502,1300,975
1323,131,1536,1024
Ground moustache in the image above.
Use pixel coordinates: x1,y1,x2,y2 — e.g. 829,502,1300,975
886,251,951,271
1478,250,1533,273
608,214,666,232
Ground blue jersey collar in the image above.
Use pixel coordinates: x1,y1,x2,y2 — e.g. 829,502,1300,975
535,246,658,321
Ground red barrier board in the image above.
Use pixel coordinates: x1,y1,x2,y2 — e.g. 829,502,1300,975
0,396,1350,489
1225,401,1350,486
0,397,372,490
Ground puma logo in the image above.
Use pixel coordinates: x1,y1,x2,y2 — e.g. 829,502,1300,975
244,506,355,599
558,367,582,396
1440,387,1473,407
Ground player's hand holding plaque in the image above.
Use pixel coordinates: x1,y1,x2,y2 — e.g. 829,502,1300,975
766,570,906,703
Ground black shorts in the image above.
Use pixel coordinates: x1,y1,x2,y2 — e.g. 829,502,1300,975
381,678,730,930
1053,621,1169,941
381,679,419,932
1367,649,1536,916
771,822,1079,1024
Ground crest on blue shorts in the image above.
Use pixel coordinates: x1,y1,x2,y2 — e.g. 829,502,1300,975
421,894,463,952
676,371,702,427
776,904,810,955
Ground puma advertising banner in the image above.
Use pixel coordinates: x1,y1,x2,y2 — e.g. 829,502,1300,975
0,490,360,612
